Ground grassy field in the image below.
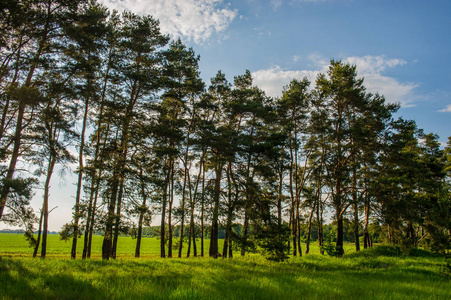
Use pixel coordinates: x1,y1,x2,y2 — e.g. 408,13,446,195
0,233,450,299
0,233,225,258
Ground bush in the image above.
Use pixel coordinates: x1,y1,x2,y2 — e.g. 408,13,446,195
256,223,291,262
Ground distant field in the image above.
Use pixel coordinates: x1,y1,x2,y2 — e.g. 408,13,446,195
0,233,222,258
0,233,335,258
1,233,449,299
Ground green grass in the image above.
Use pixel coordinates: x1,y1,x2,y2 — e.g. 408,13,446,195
0,233,353,258
0,233,220,258
0,234,449,299
0,253,449,299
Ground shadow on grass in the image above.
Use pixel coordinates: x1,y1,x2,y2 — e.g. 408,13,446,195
0,257,108,299
1,255,449,299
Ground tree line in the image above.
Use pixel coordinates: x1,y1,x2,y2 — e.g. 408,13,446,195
1,0,450,261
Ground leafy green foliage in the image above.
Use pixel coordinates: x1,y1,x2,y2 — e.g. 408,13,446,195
256,223,291,262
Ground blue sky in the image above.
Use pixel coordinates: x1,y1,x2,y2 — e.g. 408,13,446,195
6,0,449,232
98,0,450,144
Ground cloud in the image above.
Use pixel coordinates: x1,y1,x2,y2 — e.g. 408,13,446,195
252,55,417,106
344,56,407,74
252,66,319,98
438,104,451,112
343,56,417,106
98,0,237,43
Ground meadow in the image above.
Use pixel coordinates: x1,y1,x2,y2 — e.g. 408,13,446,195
0,233,450,299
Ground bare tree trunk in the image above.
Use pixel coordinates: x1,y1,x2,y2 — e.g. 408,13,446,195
228,235,233,258
83,96,108,259
168,163,175,258
277,150,284,229
223,208,234,258
41,154,57,259
363,198,370,249
135,168,147,258
187,224,192,257
160,159,172,258
209,164,222,258
317,196,324,254
353,201,360,251
305,203,316,254
289,138,296,256
200,161,205,257
71,96,89,259
178,159,189,258
87,176,101,258
336,211,344,256
112,178,125,259
102,159,122,260
352,167,360,252
33,206,44,258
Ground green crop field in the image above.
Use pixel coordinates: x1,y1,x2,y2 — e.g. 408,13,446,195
0,233,450,299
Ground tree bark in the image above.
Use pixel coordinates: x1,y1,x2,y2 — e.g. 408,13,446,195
200,160,205,257
209,163,222,258
71,96,89,259
135,168,147,258
33,205,44,258
168,163,175,258
305,203,316,254
41,153,57,258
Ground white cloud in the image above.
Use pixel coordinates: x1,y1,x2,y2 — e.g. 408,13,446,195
98,0,237,43
252,66,319,98
344,56,407,74
252,55,417,106
343,56,416,106
438,104,451,112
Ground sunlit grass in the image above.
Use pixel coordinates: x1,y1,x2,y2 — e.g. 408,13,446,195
0,233,222,258
1,252,449,299
1,234,449,299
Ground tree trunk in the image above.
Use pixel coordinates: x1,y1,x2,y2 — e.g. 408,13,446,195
33,206,44,258
102,167,119,259
135,168,147,258
87,176,101,258
277,151,284,229
336,209,344,256
209,164,222,258
160,159,172,258
187,154,202,258
200,161,205,257
223,207,234,258
317,197,324,254
178,160,189,258
83,89,108,259
112,178,125,259
352,167,360,252
41,153,57,259
289,139,297,256
353,201,360,252
305,204,316,254
363,198,370,249
71,96,89,259
168,164,175,258
0,101,25,219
